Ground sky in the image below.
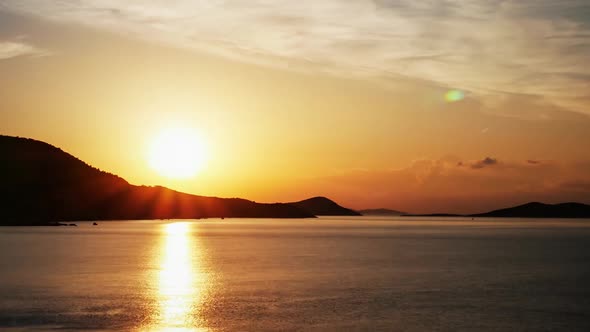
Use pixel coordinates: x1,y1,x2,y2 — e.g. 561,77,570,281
1,1,589,214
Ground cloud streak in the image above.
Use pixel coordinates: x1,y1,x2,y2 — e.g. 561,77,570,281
0,40,49,60
2,1,590,113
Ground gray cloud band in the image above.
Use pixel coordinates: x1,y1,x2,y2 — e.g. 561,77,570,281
2,0,589,113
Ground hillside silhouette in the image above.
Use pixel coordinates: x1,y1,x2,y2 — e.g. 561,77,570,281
291,197,361,216
471,202,590,218
4,135,587,224
0,135,322,224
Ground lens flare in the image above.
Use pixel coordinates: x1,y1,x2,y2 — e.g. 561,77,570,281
445,90,465,102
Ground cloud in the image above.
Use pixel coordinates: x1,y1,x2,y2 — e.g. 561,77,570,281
456,157,499,169
0,40,49,60
471,157,498,169
1,1,590,114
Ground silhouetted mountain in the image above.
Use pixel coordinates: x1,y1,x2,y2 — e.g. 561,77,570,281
401,213,463,217
359,208,405,216
471,202,590,218
0,135,315,225
290,197,361,216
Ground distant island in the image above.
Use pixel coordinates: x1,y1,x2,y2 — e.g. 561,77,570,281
402,202,590,219
471,202,590,218
291,197,361,216
359,208,405,216
0,135,357,225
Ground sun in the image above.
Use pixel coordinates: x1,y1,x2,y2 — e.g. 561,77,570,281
148,128,208,179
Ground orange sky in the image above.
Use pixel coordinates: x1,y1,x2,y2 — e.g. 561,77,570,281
1,5,590,214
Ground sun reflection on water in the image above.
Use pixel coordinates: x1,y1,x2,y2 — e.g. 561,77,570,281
151,222,209,331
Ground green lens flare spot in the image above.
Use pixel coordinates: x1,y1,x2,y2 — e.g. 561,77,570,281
445,90,465,102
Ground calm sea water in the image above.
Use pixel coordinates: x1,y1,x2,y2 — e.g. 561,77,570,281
1,217,589,331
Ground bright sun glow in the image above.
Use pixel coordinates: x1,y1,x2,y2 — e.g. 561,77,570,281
149,128,208,179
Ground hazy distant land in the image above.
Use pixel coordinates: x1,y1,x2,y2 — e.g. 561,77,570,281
359,208,406,216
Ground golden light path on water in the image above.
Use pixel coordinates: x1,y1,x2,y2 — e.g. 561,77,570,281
150,222,209,331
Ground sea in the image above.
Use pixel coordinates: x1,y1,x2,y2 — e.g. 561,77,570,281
0,217,589,331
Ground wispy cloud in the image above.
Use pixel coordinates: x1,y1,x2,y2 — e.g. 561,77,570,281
2,1,589,113
470,157,498,169
0,40,49,60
